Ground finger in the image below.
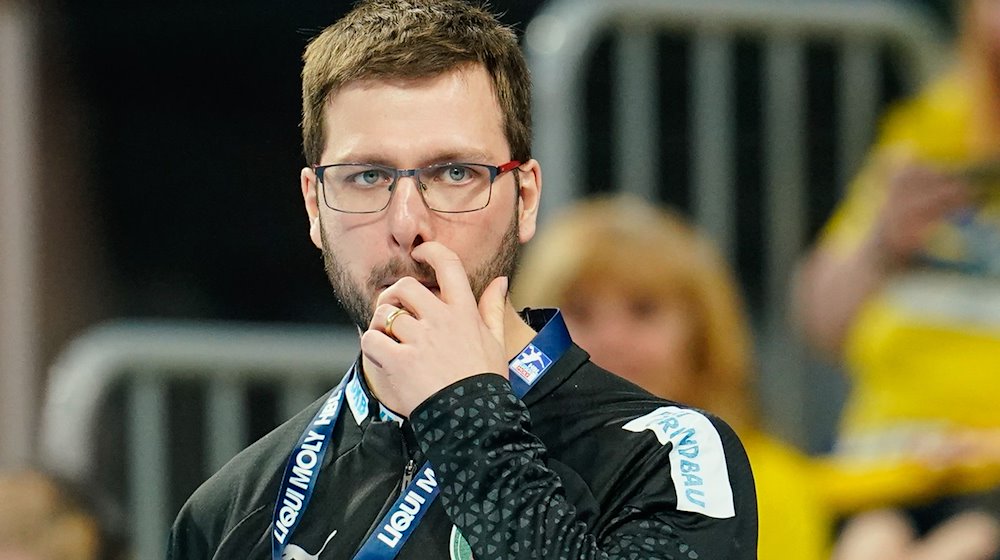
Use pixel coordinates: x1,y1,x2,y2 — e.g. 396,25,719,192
831,510,914,560
369,303,400,331
478,275,508,344
370,304,416,342
410,242,476,306
386,308,416,342
886,159,939,197
933,179,972,209
910,512,1000,560
360,328,394,369
888,173,968,222
376,277,440,318
907,181,972,222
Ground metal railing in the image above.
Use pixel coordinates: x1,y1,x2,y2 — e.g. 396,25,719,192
38,320,359,560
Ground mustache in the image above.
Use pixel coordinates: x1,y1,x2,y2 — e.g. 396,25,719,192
368,258,437,288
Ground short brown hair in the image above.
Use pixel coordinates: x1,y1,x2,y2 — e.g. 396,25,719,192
301,0,532,165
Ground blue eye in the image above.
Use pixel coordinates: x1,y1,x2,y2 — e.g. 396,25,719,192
447,166,470,182
346,167,391,187
430,164,482,186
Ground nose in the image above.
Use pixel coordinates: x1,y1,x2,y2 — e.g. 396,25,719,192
385,174,432,253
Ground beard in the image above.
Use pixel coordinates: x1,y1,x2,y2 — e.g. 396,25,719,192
320,210,520,331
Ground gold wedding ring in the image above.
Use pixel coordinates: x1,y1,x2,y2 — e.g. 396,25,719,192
384,307,411,341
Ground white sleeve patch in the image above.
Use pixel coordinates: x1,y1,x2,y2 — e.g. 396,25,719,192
623,406,736,519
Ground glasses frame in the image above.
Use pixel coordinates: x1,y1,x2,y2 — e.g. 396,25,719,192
312,160,522,214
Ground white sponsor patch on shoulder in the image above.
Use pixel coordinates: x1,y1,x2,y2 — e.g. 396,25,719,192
623,406,736,519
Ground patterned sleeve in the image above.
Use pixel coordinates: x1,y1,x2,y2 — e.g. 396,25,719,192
410,374,758,560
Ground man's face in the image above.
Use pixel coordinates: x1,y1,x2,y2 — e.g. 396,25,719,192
301,64,541,329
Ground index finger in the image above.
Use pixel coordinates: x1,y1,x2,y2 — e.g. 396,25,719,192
410,242,476,307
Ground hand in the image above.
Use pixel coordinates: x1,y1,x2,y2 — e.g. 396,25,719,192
871,154,972,266
911,428,1000,469
360,242,509,417
833,509,1000,560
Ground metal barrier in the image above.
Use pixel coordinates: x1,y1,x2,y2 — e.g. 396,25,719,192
38,320,359,560
524,0,948,446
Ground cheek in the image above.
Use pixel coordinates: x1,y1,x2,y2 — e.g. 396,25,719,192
440,210,511,261
658,312,696,354
631,319,692,371
973,3,1000,50
321,218,380,272
626,312,699,394
566,306,696,395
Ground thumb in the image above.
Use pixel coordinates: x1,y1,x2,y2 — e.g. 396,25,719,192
478,275,508,343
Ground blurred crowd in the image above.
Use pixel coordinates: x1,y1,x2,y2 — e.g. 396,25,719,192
522,1,1000,557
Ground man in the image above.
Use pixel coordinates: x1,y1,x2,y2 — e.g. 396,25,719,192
168,1,757,558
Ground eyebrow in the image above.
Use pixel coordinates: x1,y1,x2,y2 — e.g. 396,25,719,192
422,150,495,165
332,150,497,167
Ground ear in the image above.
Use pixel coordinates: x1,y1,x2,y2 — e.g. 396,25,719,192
516,159,542,244
301,166,323,249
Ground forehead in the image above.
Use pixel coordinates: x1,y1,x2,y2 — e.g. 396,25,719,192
970,0,1000,20
320,64,508,164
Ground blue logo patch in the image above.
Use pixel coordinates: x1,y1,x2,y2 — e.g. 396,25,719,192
510,344,552,384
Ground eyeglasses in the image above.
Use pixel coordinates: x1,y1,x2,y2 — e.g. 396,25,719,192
313,160,521,214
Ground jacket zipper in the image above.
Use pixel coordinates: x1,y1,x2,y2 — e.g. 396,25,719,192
399,421,419,493
400,457,416,492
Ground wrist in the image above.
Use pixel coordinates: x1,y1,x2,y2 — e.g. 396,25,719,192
410,373,512,430
863,225,909,275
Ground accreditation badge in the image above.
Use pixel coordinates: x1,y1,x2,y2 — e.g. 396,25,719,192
448,525,474,560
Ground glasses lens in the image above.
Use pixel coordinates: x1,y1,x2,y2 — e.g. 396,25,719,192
321,164,394,213
417,163,494,212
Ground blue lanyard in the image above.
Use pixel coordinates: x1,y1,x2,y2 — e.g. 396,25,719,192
271,372,351,557
271,309,571,560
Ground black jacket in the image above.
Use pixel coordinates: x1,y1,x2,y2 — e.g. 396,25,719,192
169,339,757,559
